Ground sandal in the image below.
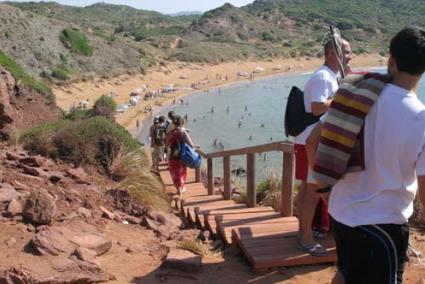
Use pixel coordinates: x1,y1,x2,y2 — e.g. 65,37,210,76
313,229,328,239
297,242,328,257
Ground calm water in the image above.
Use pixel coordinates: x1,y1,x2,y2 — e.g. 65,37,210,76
140,68,425,184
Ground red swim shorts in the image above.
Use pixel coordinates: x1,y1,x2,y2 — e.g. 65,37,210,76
294,144,308,181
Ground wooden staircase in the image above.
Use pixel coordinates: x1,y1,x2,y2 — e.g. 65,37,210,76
159,163,337,272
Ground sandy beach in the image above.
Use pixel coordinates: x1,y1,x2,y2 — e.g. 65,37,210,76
53,54,386,132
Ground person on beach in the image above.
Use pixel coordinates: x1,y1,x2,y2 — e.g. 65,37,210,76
295,36,352,256
165,111,175,133
306,27,425,284
166,115,198,196
151,116,166,171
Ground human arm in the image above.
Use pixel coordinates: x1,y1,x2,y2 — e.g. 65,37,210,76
183,131,197,148
311,99,333,116
308,73,335,116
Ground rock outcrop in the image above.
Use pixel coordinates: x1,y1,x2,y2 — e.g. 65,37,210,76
0,68,60,139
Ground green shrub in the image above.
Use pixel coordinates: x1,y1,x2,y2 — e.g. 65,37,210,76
59,28,94,56
20,121,62,157
0,49,54,104
59,53,68,63
21,117,140,167
64,108,91,120
51,66,70,80
93,95,117,118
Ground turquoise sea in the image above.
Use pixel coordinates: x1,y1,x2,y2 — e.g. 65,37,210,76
140,68,425,184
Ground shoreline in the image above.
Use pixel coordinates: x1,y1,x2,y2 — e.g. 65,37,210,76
52,54,386,135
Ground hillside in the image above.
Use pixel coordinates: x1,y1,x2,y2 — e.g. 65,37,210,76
1,0,425,80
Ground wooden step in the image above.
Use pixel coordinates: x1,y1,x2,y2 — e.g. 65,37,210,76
231,218,337,271
202,207,275,236
217,215,299,245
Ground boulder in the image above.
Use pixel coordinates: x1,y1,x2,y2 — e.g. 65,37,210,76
22,165,49,178
142,216,179,240
0,183,19,203
31,221,112,257
70,233,112,256
5,151,22,161
23,189,57,225
19,155,48,167
124,215,141,225
147,210,182,229
73,247,97,263
77,207,92,219
162,248,201,272
7,198,22,215
48,171,64,184
0,267,35,284
99,206,115,220
32,226,73,255
66,167,89,184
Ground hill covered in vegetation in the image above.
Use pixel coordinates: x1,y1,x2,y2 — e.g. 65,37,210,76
1,0,424,79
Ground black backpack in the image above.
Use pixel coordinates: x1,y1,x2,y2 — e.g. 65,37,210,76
284,86,322,137
153,125,166,146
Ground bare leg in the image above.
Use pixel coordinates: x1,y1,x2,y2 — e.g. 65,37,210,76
295,182,306,227
299,182,320,244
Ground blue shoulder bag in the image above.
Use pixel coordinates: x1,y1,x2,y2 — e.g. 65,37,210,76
180,132,202,168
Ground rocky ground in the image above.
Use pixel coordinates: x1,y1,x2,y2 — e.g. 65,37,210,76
0,145,204,283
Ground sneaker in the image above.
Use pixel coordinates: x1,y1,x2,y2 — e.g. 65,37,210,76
313,229,328,239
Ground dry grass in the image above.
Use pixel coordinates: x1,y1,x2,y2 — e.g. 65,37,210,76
179,239,223,259
106,146,149,180
258,171,282,211
112,147,171,212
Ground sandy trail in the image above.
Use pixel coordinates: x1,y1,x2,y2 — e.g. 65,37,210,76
53,54,385,132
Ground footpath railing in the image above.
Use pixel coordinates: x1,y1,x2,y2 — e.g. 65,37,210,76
195,141,295,217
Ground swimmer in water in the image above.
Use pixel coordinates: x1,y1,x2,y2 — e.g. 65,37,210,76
261,123,264,128
238,120,242,128
248,136,252,141
211,107,214,113
213,138,218,147
245,105,248,111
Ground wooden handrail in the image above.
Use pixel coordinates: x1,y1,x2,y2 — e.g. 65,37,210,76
195,140,295,216
206,141,293,159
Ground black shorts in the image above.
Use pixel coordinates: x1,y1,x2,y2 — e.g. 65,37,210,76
331,217,409,284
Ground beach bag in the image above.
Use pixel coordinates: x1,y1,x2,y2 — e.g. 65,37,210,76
180,132,202,169
284,86,321,137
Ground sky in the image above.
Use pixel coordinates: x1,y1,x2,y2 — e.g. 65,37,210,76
2,0,255,14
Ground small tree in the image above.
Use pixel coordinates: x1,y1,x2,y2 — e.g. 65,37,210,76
93,95,117,119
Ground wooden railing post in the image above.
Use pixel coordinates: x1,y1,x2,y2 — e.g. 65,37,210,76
195,166,201,183
223,156,231,200
281,152,295,217
207,158,214,195
246,153,256,207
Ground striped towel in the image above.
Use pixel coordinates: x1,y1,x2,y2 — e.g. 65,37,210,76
313,72,391,186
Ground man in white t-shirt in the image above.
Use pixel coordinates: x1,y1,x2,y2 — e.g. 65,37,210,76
295,39,352,255
306,27,425,283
